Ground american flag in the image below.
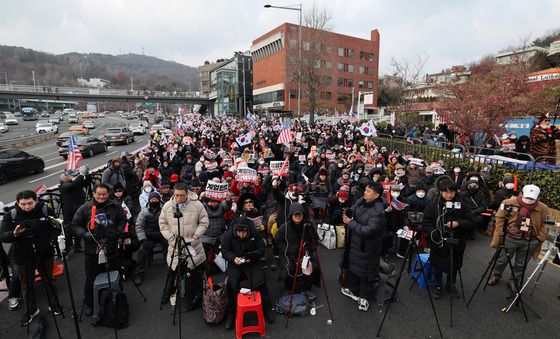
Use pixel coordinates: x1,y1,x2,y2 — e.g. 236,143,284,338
276,120,294,144
66,134,83,171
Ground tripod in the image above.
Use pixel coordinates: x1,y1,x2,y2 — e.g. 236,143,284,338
466,206,531,321
159,206,198,339
377,226,443,339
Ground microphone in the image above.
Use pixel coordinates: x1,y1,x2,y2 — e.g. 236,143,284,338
90,205,97,231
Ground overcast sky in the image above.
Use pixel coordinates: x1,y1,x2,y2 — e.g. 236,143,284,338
1,0,559,75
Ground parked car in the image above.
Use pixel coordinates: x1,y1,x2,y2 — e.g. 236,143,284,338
36,122,58,134
82,112,90,119
129,122,146,135
48,116,61,124
98,112,106,118
0,122,8,133
0,149,44,184
13,111,21,117
82,120,95,129
68,113,79,123
90,112,98,118
103,127,135,145
5,114,18,125
58,136,107,159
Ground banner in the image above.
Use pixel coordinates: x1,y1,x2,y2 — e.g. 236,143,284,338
34,184,47,195
205,182,229,201
248,215,264,228
205,160,218,170
221,155,233,167
236,167,258,183
270,160,288,176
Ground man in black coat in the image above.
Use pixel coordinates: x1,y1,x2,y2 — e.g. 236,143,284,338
59,167,88,252
72,183,128,317
221,217,274,330
341,182,386,312
120,151,141,218
422,179,474,299
0,190,62,326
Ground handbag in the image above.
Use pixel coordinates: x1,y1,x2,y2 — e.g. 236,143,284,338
335,225,346,249
317,223,336,250
203,276,228,324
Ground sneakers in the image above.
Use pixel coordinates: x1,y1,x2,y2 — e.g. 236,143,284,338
341,287,359,301
20,309,40,327
357,298,369,312
9,297,21,311
396,252,405,259
49,305,64,316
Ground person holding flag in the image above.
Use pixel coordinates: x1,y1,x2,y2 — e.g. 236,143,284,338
276,120,294,145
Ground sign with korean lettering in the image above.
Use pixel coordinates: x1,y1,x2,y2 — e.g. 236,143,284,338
205,182,229,201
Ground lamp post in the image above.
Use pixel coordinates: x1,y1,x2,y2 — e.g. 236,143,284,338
264,3,302,121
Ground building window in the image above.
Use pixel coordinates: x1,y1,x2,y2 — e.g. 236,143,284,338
290,89,297,98
360,51,366,60
359,66,365,74
289,39,297,48
337,63,344,71
338,47,345,57
325,61,332,69
303,41,310,51
358,80,364,88
337,78,344,86
315,43,322,53
369,52,374,61
254,89,285,105
368,81,374,89
325,76,332,85
348,64,354,73
368,67,374,75
314,60,321,69
325,91,332,100
348,79,354,87
326,46,332,54
348,49,355,58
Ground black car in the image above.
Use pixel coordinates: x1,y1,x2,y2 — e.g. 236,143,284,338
0,149,44,184
58,136,107,159
56,131,87,147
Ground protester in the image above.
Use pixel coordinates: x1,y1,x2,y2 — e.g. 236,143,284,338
59,166,88,252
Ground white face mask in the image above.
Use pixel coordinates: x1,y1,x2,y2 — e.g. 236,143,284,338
200,157,205,162
416,191,426,198
144,186,153,193
395,170,405,177
505,183,515,190
521,197,536,205
376,164,383,168
357,169,363,174
391,192,400,198
469,177,479,182
454,168,461,173
338,163,344,168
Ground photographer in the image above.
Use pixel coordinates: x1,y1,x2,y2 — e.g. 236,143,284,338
221,217,275,330
72,183,128,316
159,183,208,308
340,182,386,312
59,166,89,253
488,184,549,292
422,179,473,299
0,190,62,326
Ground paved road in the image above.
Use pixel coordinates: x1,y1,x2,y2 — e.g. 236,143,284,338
0,115,148,204
0,235,559,338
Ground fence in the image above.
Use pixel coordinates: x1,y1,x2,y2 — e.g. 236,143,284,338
0,131,56,149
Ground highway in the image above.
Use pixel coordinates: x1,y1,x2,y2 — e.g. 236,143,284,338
0,114,149,204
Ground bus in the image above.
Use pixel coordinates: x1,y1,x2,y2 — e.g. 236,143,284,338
22,107,39,121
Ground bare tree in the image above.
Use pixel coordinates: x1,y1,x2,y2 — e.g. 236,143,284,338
390,54,429,114
286,3,333,124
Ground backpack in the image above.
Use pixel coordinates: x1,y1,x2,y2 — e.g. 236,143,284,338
95,289,130,329
275,294,309,316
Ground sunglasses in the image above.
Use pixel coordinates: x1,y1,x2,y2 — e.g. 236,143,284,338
114,189,124,193
244,200,254,204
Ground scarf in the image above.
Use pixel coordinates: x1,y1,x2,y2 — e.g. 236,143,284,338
516,194,538,228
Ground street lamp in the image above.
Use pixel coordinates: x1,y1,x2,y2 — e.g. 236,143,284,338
264,3,302,121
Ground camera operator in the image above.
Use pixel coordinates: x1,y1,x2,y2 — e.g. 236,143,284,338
422,179,474,299
59,166,89,253
221,217,275,330
0,190,62,326
72,183,128,316
159,183,209,308
340,182,386,312
487,184,549,292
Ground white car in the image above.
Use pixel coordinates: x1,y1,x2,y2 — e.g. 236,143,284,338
5,115,18,125
36,122,58,134
0,122,8,133
98,112,106,118
82,120,95,129
129,122,146,135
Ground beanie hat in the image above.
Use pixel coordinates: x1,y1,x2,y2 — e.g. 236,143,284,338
318,167,328,176
234,217,253,232
170,173,179,183
223,170,234,179
148,192,161,201
395,163,405,170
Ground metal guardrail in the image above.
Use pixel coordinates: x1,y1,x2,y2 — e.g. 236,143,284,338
0,131,56,149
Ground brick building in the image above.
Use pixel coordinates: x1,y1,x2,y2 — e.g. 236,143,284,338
251,23,380,116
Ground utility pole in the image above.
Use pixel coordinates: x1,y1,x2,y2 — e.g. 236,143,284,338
32,71,36,90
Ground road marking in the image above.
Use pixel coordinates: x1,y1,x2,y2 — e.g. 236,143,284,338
105,150,117,157
29,170,64,183
44,161,67,170
44,157,61,163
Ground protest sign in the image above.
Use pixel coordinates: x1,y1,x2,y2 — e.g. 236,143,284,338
236,167,258,183
205,181,229,201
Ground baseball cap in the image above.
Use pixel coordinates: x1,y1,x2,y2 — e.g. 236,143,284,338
522,184,540,200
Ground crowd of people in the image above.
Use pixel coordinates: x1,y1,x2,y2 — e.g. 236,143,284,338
0,113,557,333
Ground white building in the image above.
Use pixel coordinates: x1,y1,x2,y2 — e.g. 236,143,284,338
77,77,111,88
495,46,548,65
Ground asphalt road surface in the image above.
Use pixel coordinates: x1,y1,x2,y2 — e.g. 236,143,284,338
0,115,149,205
0,234,559,338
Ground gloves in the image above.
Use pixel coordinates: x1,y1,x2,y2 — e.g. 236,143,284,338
257,224,265,232
385,206,393,213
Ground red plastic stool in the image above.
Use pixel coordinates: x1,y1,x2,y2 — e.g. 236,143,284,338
35,259,64,283
236,291,265,339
